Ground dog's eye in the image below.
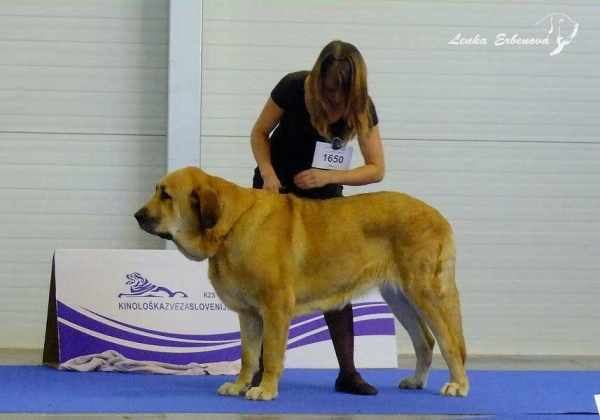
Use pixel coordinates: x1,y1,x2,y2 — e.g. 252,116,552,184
160,190,171,201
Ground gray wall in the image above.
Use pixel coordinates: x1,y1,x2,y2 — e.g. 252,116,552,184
0,0,168,347
199,1,600,355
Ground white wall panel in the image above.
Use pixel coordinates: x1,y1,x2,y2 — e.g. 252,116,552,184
0,66,167,93
0,0,168,348
0,0,167,18
201,1,600,356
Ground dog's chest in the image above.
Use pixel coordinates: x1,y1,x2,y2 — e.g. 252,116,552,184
207,272,251,312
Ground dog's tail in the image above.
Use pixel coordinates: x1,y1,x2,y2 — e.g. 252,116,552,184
435,229,467,366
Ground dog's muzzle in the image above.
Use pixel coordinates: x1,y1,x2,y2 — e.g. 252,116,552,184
134,208,173,240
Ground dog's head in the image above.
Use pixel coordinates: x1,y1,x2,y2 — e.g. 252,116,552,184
134,167,222,261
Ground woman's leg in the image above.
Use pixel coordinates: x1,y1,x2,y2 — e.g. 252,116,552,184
324,304,378,395
251,346,264,387
252,305,377,395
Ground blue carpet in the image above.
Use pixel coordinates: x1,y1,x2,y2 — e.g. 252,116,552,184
1,366,599,415
492,416,599,420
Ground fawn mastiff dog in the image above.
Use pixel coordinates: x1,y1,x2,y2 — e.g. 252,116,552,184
135,167,469,400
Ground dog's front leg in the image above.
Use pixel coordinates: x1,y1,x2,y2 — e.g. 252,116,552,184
245,304,291,401
218,311,263,397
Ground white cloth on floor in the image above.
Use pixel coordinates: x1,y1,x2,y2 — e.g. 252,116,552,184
58,350,240,375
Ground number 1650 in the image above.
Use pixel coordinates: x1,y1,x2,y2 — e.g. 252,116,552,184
323,154,343,164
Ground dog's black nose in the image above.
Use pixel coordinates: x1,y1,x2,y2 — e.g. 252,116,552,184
134,208,147,223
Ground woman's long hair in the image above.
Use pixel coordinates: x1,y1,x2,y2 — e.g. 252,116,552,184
306,40,373,143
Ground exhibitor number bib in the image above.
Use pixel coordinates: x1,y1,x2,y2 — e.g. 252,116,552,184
311,141,353,171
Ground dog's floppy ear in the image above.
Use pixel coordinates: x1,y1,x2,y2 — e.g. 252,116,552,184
190,186,221,230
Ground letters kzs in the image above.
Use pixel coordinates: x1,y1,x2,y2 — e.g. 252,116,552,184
203,291,216,299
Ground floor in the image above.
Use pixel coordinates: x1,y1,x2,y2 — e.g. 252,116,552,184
2,349,600,420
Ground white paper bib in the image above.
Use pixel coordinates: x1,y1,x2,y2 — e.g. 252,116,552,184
311,141,353,171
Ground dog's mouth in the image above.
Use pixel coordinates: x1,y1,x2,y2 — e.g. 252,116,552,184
139,223,173,241
134,209,173,241
156,231,173,241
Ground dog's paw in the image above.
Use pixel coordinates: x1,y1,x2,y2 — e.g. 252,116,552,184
217,381,248,397
440,381,469,397
398,375,426,389
245,386,278,401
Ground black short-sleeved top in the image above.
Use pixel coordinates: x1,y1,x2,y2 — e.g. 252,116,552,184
253,71,378,200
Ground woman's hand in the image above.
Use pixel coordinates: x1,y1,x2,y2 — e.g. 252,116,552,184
293,169,331,190
262,172,282,193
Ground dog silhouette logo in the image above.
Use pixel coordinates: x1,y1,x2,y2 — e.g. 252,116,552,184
118,272,188,298
535,13,579,56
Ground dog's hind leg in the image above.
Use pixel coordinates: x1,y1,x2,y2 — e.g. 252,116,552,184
403,270,469,397
380,283,435,390
218,310,263,397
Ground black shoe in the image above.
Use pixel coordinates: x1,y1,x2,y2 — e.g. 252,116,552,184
334,372,378,396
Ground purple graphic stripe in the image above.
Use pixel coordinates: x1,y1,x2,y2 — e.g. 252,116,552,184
58,302,239,348
58,317,393,364
288,317,394,350
289,304,392,338
57,300,394,360
58,323,241,364
59,301,390,345
80,305,241,342
353,301,387,308
291,302,390,325
355,317,395,336
288,329,331,351
346,303,391,318
289,302,389,324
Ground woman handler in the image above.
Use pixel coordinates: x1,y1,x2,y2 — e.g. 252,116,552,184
250,40,385,395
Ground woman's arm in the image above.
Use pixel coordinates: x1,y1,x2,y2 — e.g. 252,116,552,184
251,97,285,192
293,124,385,189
